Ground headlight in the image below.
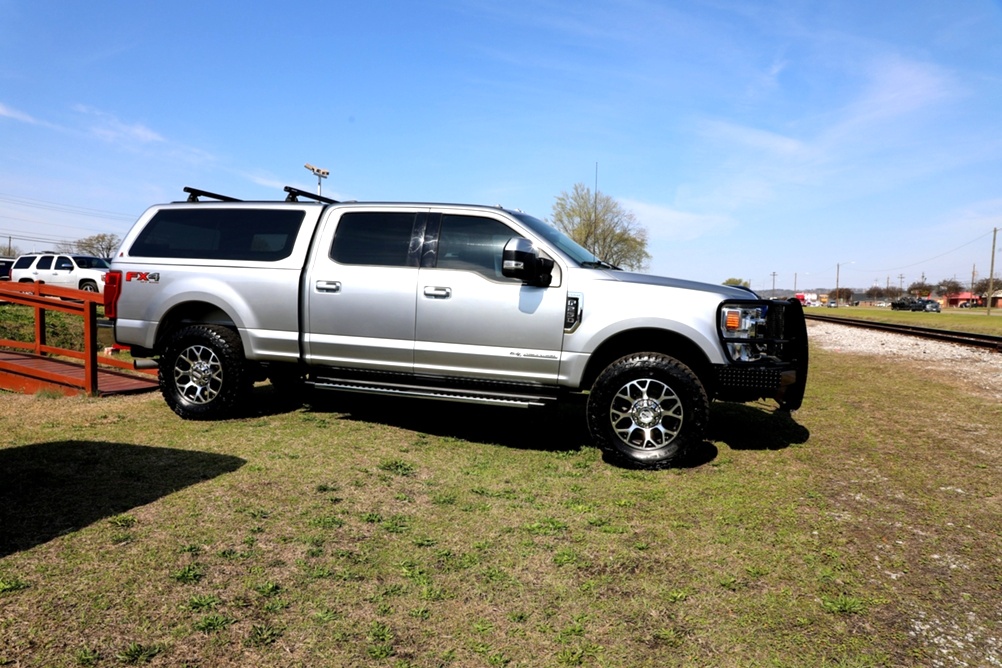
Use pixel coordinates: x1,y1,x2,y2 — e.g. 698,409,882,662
719,304,769,362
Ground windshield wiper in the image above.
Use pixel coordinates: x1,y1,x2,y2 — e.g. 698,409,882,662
580,260,620,270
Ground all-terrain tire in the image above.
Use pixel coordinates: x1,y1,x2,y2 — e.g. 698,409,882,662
586,353,709,469
159,324,250,420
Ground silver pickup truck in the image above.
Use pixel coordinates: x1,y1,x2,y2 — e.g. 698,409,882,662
105,186,808,468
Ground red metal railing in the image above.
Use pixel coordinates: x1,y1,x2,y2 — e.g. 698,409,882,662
0,281,151,395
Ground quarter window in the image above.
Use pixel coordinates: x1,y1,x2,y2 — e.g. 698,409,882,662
129,209,305,261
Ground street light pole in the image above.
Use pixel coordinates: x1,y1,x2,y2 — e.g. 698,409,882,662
304,163,329,196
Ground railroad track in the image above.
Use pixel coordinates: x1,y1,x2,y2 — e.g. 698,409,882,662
804,314,1002,352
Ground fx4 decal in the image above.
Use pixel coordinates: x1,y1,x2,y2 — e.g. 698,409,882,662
124,271,160,283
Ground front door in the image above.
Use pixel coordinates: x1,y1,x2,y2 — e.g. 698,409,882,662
414,213,565,384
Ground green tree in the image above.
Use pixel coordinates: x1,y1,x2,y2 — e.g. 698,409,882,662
722,278,750,288
550,183,650,271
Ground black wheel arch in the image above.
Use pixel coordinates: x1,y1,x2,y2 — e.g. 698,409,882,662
581,328,713,394
153,301,241,355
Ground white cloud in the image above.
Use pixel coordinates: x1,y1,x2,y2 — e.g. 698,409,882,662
0,102,40,124
72,104,165,145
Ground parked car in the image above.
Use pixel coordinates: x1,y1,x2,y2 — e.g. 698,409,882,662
10,253,110,293
915,299,941,312
0,257,13,281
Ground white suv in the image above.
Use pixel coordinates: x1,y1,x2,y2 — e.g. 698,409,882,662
10,253,110,293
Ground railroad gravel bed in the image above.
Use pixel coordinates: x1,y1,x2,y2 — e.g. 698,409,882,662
807,320,1002,400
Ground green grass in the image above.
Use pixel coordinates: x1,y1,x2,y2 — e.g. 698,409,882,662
1,345,1000,667
810,304,1002,335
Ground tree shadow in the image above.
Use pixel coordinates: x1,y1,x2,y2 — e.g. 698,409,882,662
707,403,811,451
0,440,245,557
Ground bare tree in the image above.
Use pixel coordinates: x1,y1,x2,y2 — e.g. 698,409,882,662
550,183,650,272
72,233,122,259
937,278,964,297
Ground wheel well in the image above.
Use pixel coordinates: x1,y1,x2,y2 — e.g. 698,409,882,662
154,302,237,353
581,329,713,392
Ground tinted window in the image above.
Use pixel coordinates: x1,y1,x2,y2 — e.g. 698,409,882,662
129,208,305,261
436,215,521,282
36,256,53,270
73,256,110,269
330,212,417,267
55,256,73,270
13,256,35,269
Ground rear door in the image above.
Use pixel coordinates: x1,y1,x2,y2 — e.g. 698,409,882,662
414,212,566,383
304,209,424,374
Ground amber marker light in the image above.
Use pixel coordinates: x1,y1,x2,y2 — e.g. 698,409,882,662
725,310,741,331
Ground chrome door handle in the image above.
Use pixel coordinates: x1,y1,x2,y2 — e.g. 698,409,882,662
315,280,342,293
423,286,452,299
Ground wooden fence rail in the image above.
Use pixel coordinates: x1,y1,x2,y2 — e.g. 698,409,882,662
0,281,156,396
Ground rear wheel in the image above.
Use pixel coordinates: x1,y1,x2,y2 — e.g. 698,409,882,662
79,280,99,292
160,324,249,420
587,353,708,469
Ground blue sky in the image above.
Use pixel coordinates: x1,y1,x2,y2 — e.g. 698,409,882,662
2,0,1001,293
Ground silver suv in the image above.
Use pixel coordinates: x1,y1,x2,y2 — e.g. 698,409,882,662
106,186,808,468
11,253,110,293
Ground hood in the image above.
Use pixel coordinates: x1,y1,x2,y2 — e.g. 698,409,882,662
597,270,761,299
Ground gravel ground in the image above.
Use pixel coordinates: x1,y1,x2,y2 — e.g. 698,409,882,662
807,320,1002,400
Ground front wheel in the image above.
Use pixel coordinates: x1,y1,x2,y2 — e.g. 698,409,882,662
586,353,708,469
79,280,99,292
159,324,249,420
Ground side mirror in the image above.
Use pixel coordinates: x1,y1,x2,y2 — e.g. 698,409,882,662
502,238,553,287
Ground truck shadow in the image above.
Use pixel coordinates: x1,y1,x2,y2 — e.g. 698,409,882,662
0,441,245,557
707,403,811,451
298,391,808,463
304,391,589,455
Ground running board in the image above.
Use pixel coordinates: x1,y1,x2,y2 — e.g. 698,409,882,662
309,376,557,408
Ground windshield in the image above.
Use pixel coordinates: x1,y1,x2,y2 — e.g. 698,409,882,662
73,256,110,269
510,212,614,268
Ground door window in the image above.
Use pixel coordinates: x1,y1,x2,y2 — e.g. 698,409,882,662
330,212,418,267
35,256,53,270
55,256,73,270
436,215,521,282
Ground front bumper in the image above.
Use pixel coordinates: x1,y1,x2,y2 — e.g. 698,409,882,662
712,298,808,410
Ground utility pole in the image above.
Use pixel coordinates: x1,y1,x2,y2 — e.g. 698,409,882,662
989,227,998,316
771,272,777,296
971,264,977,307
898,274,905,291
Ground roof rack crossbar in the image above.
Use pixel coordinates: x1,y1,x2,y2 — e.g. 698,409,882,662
284,186,339,204
183,186,242,202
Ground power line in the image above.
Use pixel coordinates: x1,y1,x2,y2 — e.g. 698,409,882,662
0,193,134,221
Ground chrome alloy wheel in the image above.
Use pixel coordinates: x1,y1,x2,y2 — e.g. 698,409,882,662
173,344,223,405
609,377,683,450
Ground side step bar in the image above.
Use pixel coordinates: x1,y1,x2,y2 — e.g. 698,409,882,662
309,376,557,408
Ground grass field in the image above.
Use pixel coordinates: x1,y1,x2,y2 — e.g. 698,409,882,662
809,304,1002,336
1,340,1000,667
